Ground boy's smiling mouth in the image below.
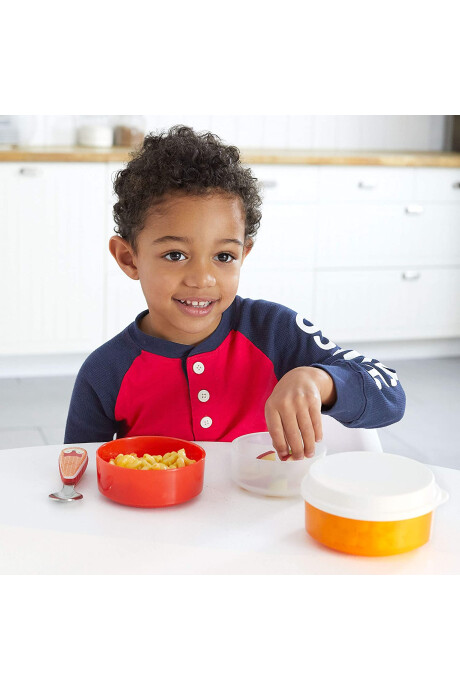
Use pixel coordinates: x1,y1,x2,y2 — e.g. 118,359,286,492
177,298,215,306
173,297,219,316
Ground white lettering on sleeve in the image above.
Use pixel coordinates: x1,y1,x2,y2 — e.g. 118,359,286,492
295,314,337,350
362,362,399,389
295,314,400,390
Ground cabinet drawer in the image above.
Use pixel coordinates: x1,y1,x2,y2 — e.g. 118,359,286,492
238,269,314,318
318,166,415,202
315,204,460,268
251,204,317,269
414,168,460,202
314,268,460,341
249,164,319,203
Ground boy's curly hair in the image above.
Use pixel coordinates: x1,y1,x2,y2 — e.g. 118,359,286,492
113,125,263,252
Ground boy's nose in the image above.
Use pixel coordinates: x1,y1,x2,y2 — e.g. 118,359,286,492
183,261,216,288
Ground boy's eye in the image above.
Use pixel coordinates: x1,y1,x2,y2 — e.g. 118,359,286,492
164,251,186,262
215,252,235,263
163,251,236,263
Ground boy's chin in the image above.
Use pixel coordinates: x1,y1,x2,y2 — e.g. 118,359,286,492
172,301,226,339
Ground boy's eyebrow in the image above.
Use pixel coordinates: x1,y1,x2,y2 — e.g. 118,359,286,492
152,235,244,247
152,235,192,245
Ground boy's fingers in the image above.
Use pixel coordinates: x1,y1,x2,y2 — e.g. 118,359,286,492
279,411,306,460
265,406,289,459
296,410,316,458
310,404,323,443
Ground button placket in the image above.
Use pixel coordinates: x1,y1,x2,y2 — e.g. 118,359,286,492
189,358,213,434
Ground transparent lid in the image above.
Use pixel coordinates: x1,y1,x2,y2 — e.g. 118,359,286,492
301,451,449,521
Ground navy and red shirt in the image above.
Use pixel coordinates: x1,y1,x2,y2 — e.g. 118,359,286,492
64,296,405,443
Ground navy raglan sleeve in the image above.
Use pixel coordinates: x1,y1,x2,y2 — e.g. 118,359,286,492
64,328,140,443
237,298,406,429
64,353,118,443
64,363,118,443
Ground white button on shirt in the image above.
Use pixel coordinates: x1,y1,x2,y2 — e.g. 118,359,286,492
198,390,210,402
200,416,213,429
193,362,205,374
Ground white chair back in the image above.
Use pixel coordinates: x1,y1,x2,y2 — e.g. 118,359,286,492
321,415,383,454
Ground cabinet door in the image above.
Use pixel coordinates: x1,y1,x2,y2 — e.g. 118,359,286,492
414,167,460,202
249,164,319,203
318,166,415,202
314,268,460,341
315,203,460,268
0,163,106,354
237,203,317,316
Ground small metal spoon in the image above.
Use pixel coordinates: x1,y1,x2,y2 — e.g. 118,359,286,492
49,447,88,502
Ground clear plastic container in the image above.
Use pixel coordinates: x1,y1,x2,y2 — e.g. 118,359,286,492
231,431,327,497
301,451,449,556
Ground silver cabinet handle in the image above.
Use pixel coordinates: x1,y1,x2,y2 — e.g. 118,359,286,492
19,167,42,177
402,271,421,281
452,182,460,189
358,181,377,190
405,205,424,214
260,180,277,188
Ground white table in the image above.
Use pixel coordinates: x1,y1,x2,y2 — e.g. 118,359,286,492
0,442,458,574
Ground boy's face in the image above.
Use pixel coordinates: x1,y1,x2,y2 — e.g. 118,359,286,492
109,193,252,346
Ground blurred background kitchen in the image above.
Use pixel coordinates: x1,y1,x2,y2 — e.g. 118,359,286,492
1,114,459,468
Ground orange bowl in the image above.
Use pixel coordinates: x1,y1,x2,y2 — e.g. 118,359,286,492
96,436,206,507
305,503,433,557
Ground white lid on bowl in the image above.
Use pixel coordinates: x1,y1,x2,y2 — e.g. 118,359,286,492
300,451,449,522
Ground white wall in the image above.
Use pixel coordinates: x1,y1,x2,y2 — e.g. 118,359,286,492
14,115,450,151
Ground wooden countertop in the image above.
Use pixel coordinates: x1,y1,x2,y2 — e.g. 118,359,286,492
1,146,460,167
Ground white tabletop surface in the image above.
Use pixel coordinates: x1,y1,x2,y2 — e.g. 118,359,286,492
0,441,459,574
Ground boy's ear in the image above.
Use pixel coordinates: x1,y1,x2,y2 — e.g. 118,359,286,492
109,236,140,280
242,240,253,263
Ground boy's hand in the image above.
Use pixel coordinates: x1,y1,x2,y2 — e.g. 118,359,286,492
264,367,336,461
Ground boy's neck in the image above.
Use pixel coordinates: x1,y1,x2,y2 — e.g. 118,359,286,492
139,312,222,347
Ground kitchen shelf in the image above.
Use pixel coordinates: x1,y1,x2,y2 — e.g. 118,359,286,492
1,147,460,166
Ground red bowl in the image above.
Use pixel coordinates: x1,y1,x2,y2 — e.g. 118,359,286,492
96,436,206,507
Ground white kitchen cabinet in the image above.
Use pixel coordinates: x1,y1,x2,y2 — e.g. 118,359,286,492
318,166,415,202
413,168,460,202
2,159,460,370
238,266,315,318
314,268,460,341
237,165,317,316
315,166,460,342
0,163,106,355
315,204,460,268
237,203,317,316
251,164,319,203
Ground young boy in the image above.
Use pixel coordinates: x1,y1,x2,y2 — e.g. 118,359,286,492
64,125,405,460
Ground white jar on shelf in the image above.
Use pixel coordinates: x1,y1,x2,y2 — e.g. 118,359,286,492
76,115,113,148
